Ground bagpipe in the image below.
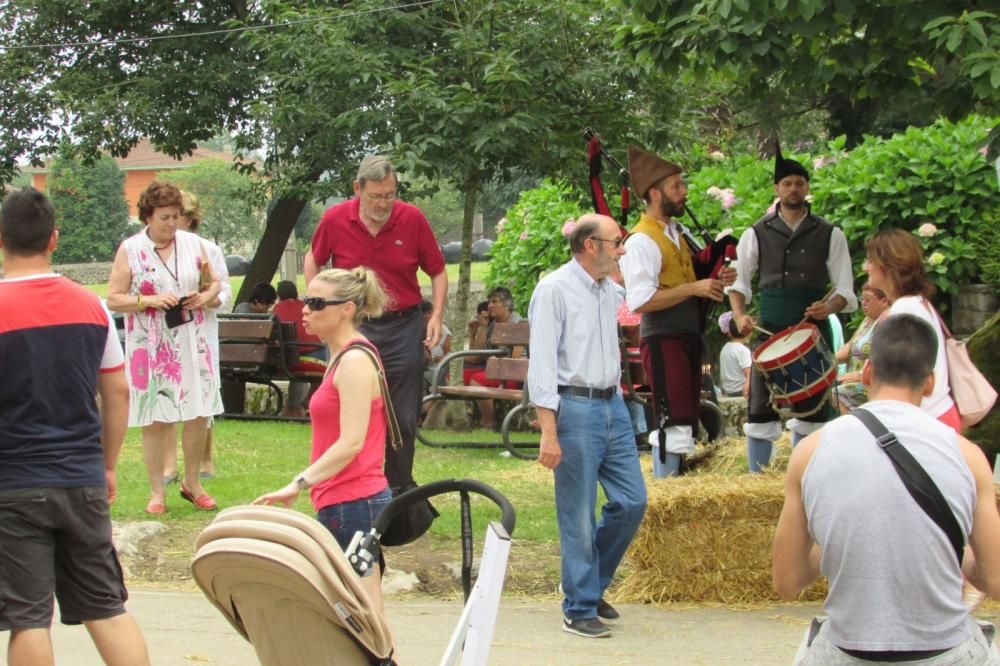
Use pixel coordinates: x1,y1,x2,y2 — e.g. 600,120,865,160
583,128,738,326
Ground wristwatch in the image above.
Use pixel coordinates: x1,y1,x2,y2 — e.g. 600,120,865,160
294,474,311,491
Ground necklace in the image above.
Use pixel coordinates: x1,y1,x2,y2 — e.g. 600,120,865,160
145,228,174,251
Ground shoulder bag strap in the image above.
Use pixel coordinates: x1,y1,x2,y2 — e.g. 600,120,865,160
851,408,964,566
920,297,954,340
328,341,403,450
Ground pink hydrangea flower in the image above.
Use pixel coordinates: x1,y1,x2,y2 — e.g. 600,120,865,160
561,218,577,238
721,190,739,210
496,218,507,233
519,231,529,241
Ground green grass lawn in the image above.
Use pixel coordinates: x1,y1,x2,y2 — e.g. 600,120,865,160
83,262,489,298
110,420,557,544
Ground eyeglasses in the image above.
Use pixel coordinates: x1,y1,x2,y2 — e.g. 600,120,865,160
303,297,348,311
589,236,625,248
365,192,397,203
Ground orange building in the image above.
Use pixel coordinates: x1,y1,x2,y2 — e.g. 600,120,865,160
24,138,247,219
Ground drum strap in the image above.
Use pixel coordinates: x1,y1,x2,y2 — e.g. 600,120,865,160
851,409,964,566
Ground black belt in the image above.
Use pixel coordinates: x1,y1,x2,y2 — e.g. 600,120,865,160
558,385,616,400
369,304,421,322
838,647,950,662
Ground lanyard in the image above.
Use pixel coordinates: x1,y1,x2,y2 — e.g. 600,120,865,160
154,243,180,285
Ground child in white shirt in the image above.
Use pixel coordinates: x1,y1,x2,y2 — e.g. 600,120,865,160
718,311,752,398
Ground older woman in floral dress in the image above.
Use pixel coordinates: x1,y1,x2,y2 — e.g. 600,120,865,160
107,181,223,514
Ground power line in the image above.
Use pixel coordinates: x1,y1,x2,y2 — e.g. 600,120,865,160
0,0,445,51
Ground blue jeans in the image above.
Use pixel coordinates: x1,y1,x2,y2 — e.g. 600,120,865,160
554,394,647,620
317,487,393,551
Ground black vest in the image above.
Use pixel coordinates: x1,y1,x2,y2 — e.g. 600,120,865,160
752,210,834,291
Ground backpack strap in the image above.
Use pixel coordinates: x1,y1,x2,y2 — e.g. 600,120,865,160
328,340,402,451
851,408,964,566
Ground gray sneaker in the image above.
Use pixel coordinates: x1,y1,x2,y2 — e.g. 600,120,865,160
562,617,611,638
596,598,620,622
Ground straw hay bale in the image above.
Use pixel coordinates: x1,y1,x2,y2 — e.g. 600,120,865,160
620,453,827,605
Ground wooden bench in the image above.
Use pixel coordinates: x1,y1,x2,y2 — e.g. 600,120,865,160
217,313,324,420
417,321,538,459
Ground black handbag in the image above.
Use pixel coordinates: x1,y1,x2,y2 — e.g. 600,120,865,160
330,341,437,547
379,482,439,547
851,408,965,565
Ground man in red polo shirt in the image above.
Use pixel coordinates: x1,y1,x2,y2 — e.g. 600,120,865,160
304,155,447,493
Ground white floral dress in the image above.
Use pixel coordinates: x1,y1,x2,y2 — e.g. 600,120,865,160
122,228,223,426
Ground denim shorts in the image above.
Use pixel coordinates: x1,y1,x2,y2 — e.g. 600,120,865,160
316,487,393,551
0,486,127,630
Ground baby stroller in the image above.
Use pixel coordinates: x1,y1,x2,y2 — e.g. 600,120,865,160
192,479,516,665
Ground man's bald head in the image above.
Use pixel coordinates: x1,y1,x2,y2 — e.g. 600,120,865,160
569,214,618,254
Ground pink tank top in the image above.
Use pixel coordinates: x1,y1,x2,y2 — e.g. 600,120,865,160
308,340,389,510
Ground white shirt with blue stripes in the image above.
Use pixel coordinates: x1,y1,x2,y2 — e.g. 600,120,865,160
527,258,623,411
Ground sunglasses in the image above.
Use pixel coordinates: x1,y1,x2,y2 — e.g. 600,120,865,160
303,297,348,311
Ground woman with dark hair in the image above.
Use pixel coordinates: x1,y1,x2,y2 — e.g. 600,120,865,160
865,229,958,431
107,181,223,514
834,282,890,412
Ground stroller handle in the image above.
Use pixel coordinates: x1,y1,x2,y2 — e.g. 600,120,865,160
374,478,516,537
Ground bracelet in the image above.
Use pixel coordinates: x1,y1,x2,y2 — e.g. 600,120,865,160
137,293,143,308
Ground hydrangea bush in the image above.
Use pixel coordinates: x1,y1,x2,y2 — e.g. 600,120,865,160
485,179,585,312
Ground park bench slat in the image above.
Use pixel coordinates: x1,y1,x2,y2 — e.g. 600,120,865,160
486,357,528,383
437,386,524,401
219,343,271,365
489,321,530,347
218,318,277,340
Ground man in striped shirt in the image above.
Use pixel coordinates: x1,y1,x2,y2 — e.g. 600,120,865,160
0,188,149,665
527,214,647,638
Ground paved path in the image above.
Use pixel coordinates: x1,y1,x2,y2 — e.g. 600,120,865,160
21,588,828,665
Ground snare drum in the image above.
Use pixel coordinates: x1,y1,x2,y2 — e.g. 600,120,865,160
753,323,836,417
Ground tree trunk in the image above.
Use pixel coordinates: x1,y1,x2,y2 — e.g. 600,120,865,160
235,196,307,304
451,168,480,355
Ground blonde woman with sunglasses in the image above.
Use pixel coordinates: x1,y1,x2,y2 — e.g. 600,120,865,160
254,266,392,610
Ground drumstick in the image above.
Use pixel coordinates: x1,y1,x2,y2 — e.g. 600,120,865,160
782,289,839,340
754,325,775,337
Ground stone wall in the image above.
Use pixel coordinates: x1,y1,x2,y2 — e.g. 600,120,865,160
952,284,998,336
52,261,113,285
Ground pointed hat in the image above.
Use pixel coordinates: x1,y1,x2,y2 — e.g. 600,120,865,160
628,145,682,198
773,141,810,183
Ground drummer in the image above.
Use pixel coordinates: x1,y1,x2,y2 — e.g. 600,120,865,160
729,143,856,473
620,146,736,477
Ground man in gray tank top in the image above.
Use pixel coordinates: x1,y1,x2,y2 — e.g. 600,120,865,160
773,314,1000,664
